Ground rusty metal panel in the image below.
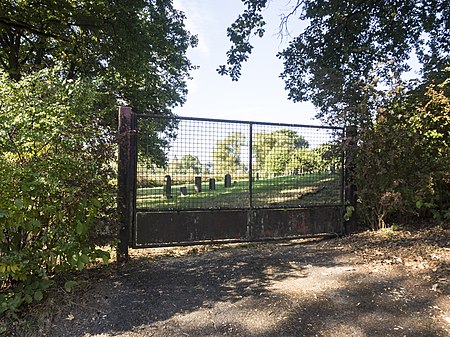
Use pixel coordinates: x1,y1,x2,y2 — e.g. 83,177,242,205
251,207,342,240
134,207,342,247
131,114,346,248
135,210,248,246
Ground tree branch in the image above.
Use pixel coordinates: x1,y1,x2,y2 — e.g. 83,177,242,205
0,17,61,39
278,0,303,40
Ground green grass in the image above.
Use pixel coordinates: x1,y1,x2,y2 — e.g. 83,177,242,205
136,173,342,210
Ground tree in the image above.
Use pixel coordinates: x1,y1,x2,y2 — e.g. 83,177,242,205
169,155,202,175
253,129,308,175
311,144,341,173
221,0,450,227
355,79,450,229
0,1,196,108
286,148,318,174
219,0,450,126
0,0,197,317
212,132,246,174
0,68,113,316
181,155,202,174
0,0,197,164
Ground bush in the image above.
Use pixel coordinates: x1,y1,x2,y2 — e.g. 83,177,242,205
0,69,116,317
355,77,450,229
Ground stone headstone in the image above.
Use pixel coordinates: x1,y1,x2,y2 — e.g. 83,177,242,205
164,175,172,199
194,176,202,193
224,174,231,188
180,186,188,195
209,178,216,190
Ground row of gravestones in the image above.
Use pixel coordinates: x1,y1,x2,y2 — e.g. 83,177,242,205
163,174,233,198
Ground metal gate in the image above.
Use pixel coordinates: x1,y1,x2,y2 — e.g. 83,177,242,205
117,107,348,250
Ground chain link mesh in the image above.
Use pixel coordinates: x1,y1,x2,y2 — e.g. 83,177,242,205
136,116,344,211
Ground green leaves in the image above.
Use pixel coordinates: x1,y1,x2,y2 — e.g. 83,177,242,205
14,199,24,209
212,132,246,174
0,278,54,319
222,0,450,127
0,68,115,320
64,280,79,293
0,0,197,167
169,155,203,175
253,130,311,175
33,290,44,302
218,1,267,81
355,80,450,229
344,205,355,222
76,221,88,236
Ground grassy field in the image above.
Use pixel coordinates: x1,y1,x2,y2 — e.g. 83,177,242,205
136,173,342,210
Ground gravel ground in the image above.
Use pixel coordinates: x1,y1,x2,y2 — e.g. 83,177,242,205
8,228,450,337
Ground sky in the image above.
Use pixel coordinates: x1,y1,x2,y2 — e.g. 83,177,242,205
172,0,321,126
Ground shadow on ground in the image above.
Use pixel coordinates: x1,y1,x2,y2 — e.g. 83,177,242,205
36,238,449,337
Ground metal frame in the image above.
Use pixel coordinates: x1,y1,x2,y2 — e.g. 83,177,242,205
118,109,347,251
136,115,344,210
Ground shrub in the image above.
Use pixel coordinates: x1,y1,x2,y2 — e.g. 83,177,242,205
0,69,116,317
355,77,450,229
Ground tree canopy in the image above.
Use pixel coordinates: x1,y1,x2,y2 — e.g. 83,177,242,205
0,0,197,118
0,0,198,317
220,0,450,227
169,155,203,175
213,132,246,174
219,0,450,126
253,129,309,174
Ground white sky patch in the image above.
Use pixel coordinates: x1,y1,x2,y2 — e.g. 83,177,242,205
172,1,318,125
171,1,424,126
174,0,211,58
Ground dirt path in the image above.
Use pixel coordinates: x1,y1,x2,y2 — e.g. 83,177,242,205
12,229,450,337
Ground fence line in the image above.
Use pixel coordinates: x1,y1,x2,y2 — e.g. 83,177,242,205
136,115,344,211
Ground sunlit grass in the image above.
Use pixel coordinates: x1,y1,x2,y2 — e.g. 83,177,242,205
136,173,342,210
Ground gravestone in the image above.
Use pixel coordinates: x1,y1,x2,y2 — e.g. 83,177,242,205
209,178,216,190
194,176,202,193
180,186,188,195
164,175,172,199
224,174,231,188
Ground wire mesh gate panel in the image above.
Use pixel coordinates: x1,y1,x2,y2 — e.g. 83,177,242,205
132,115,345,247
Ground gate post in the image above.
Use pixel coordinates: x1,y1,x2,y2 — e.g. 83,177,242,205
117,106,136,262
344,125,357,234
